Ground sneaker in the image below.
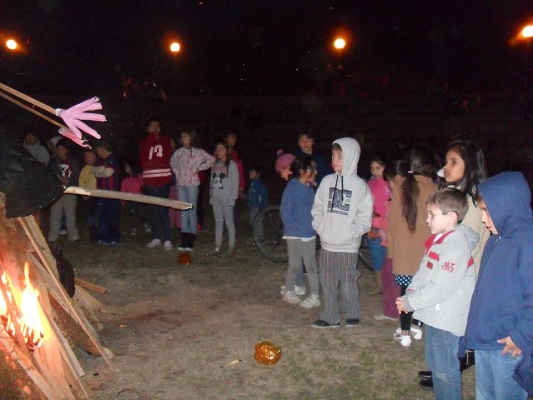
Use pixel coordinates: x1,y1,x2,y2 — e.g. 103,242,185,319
345,318,360,327
183,247,193,252
280,285,306,296
394,327,423,340
373,313,399,321
283,291,301,304
393,332,412,348
311,320,340,329
163,241,173,251
177,246,185,251
143,223,152,233
147,239,162,248
59,229,67,236
246,237,256,246
300,294,320,309
205,247,221,256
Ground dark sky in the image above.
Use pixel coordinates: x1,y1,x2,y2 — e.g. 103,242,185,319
1,0,532,95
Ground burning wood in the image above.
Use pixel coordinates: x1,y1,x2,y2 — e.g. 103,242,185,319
0,264,45,351
18,264,45,351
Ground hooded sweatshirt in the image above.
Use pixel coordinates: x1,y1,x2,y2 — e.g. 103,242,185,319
403,224,479,336
311,137,373,253
465,172,533,354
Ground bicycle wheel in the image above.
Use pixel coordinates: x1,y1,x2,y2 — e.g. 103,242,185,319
357,234,373,271
253,205,288,263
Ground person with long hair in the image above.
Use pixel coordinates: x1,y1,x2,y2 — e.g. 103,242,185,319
209,141,239,257
170,129,215,253
388,145,438,347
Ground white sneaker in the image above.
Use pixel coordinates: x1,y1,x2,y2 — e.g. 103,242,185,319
394,326,423,341
300,294,320,309
373,313,399,321
393,332,412,348
283,291,301,304
143,223,152,233
163,241,173,251
59,229,67,236
280,284,306,296
147,239,162,248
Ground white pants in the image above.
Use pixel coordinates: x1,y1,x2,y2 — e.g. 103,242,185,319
48,194,79,242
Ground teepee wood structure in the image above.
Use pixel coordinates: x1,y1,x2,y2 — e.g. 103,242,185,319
0,193,114,399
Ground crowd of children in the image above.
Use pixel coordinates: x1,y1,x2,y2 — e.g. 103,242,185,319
30,118,532,398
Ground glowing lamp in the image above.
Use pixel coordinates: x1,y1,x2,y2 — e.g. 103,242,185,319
334,38,346,50
6,39,17,50
170,42,181,53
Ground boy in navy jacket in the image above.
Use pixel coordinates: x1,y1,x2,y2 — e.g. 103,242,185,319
464,172,533,399
247,164,268,240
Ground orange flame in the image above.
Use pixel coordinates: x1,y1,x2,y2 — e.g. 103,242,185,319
18,264,45,350
0,272,16,337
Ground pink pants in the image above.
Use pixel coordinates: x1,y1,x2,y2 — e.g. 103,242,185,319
381,258,401,318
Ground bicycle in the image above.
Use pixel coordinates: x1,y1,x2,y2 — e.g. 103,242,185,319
252,205,373,270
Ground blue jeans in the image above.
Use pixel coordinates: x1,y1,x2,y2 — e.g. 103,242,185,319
475,350,527,400
367,234,386,271
144,185,172,242
178,185,199,234
96,198,121,243
425,325,461,400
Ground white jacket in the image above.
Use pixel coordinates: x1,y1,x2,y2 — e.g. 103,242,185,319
403,224,479,336
311,137,373,253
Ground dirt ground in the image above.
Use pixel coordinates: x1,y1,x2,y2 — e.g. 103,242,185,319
54,201,477,400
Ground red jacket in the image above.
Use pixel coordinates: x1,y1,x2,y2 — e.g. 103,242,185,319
139,133,173,186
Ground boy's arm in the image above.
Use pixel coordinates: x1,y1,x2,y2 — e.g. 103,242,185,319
311,182,325,234
403,243,471,312
352,184,373,238
508,244,533,352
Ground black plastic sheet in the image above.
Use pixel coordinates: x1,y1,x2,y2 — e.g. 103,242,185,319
0,133,63,217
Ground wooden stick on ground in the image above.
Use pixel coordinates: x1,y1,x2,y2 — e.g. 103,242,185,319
64,186,193,210
74,278,107,294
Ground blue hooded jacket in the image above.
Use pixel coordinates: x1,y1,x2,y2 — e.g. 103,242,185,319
464,172,533,363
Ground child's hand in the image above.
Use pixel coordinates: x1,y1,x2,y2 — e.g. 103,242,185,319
497,336,522,357
395,296,407,314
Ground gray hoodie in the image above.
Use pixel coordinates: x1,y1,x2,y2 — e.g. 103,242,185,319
311,137,373,253
403,224,479,336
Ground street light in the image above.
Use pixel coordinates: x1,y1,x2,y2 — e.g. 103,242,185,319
169,42,181,95
170,42,181,53
6,39,18,50
333,38,346,65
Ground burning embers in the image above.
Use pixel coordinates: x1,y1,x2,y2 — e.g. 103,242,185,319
0,263,45,350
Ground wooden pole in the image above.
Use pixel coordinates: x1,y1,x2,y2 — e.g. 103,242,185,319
0,82,57,115
64,186,192,210
0,90,64,129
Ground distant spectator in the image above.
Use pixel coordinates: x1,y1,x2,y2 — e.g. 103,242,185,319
47,139,80,243
139,117,174,251
22,132,50,165
293,126,332,186
93,140,121,245
78,149,98,242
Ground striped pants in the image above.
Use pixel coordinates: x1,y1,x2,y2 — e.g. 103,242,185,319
319,249,361,324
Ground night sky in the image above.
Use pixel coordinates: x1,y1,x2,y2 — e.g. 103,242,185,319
1,0,532,95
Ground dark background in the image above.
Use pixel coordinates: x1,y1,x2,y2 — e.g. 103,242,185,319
1,0,532,95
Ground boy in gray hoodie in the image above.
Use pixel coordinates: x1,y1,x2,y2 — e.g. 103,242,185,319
397,189,479,400
311,137,373,328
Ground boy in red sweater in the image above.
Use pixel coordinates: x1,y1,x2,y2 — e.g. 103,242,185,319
139,117,174,250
